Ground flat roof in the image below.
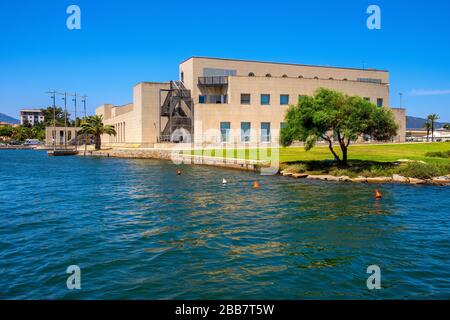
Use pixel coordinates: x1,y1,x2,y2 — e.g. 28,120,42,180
180,56,388,73
20,109,43,112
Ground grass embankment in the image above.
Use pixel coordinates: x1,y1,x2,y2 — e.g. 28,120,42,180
181,142,450,179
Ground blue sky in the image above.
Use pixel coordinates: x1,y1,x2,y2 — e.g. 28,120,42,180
1,0,449,121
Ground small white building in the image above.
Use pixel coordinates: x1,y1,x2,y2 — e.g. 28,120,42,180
20,109,44,126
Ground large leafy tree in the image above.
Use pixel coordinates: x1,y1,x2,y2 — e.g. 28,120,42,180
427,114,440,142
11,126,33,142
78,115,116,150
281,88,398,166
444,124,450,130
41,107,71,127
0,125,14,141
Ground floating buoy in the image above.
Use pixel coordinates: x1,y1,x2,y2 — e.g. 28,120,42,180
375,189,382,199
222,178,227,184
177,170,181,175
253,181,260,189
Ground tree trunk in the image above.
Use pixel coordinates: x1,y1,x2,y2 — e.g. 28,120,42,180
95,134,101,150
327,139,341,163
432,122,435,142
341,145,348,166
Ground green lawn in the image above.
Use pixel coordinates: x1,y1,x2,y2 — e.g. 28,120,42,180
183,142,450,164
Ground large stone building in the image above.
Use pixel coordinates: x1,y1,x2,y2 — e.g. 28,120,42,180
96,57,406,147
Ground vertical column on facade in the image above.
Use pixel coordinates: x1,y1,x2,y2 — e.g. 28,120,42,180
123,122,125,143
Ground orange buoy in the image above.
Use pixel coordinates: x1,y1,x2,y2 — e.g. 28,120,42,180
177,170,181,175
375,189,382,199
253,181,260,189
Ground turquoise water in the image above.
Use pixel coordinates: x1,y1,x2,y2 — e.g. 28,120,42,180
0,150,449,299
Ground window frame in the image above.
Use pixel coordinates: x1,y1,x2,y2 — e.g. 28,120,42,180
240,122,251,143
220,122,231,143
280,94,290,105
240,93,251,105
260,94,271,105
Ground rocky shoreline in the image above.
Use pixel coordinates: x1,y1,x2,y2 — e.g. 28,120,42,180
280,171,450,186
79,148,450,186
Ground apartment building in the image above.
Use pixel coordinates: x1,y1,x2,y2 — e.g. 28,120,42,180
20,109,45,126
96,57,406,147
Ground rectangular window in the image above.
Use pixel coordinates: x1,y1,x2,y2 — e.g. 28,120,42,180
209,95,227,104
199,95,206,104
377,98,383,107
203,68,237,76
261,122,271,142
280,94,289,105
220,122,231,143
241,122,251,142
261,94,270,105
240,94,251,105
364,97,370,101
357,78,383,84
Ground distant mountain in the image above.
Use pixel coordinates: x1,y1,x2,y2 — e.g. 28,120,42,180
0,112,19,124
407,116,448,129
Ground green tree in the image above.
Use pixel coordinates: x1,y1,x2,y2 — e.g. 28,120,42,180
0,125,14,141
41,107,70,127
12,126,32,142
427,114,440,142
280,88,398,166
444,123,450,130
78,115,116,150
423,122,432,142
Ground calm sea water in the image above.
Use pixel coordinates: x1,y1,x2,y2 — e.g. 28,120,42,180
0,150,449,299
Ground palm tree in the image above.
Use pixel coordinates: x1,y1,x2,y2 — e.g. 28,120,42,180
423,122,431,142
427,114,440,142
78,115,116,150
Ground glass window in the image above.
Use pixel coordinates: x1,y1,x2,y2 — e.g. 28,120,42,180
265,74,272,77
282,74,288,78
261,122,271,142
241,94,251,105
377,98,384,107
261,94,270,105
208,95,227,104
248,72,255,77
180,72,184,82
241,122,251,142
199,95,206,104
280,94,289,105
203,68,237,76
220,122,231,143
364,97,370,101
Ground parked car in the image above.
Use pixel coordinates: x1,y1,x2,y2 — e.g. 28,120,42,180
23,139,41,146
8,140,22,146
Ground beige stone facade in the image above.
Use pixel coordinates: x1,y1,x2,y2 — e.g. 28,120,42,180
45,126,80,146
96,57,406,147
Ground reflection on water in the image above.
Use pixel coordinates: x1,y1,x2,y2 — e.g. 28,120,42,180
0,150,449,299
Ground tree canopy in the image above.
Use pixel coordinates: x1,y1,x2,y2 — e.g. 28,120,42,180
280,88,398,166
78,115,116,150
41,107,71,127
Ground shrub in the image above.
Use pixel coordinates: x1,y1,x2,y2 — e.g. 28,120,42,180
283,163,307,173
396,162,450,179
425,150,450,158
